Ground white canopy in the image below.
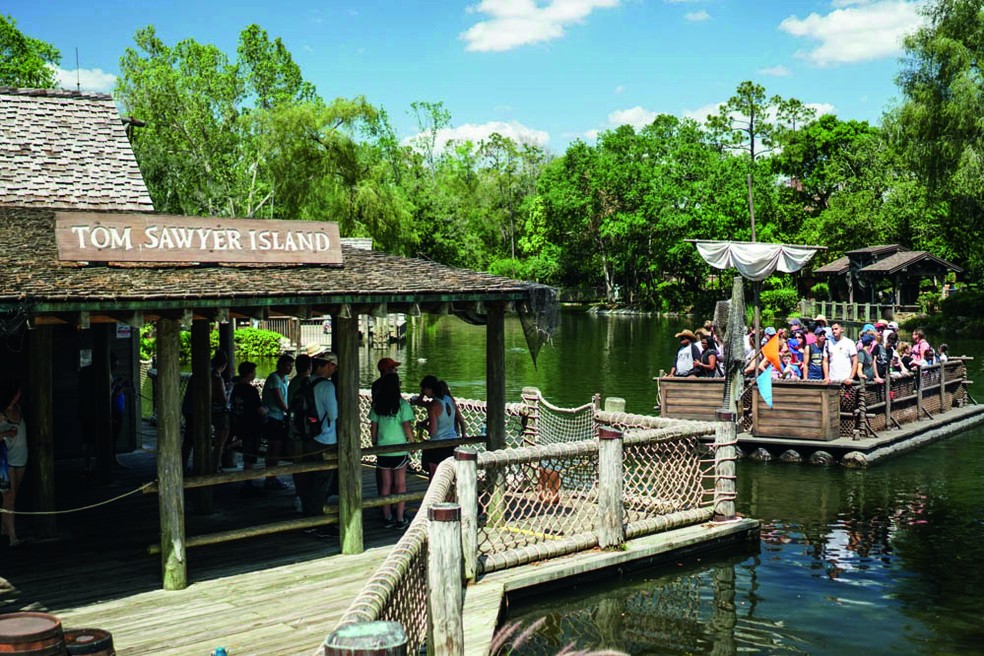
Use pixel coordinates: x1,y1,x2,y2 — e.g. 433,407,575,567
694,240,822,282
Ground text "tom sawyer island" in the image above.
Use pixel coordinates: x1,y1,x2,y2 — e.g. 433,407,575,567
54,213,344,265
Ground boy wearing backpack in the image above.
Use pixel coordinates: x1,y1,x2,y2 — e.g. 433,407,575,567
296,352,339,521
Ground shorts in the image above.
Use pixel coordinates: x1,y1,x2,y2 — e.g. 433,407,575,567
422,445,456,468
376,454,409,470
211,410,230,432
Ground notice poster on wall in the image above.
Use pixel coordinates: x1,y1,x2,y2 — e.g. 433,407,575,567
116,323,132,339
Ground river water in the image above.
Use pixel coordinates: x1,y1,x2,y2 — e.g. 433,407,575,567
383,311,984,655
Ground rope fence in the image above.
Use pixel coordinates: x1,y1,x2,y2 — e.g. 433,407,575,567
336,393,722,653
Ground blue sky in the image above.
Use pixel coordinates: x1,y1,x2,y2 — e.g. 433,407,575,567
8,0,925,153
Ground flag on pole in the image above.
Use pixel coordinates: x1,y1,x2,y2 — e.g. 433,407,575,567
762,334,782,371
757,366,774,409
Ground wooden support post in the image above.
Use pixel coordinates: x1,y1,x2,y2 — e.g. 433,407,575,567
28,325,56,539
484,303,506,452
864,303,871,322
938,362,946,412
218,321,234,384
191,319,213,513
335,313,363,555
156,318,187,590
427,503,464,656
324,621,407,656
92,323,114,483
454,448,479,582
597,427,625,549
713,410,737,521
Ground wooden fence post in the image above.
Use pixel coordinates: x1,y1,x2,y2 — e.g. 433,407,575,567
520,387,540,447
28,325,56,539
324,621,407,656
191,319,212,513
454,448,479,582
713,410,737,521
938,362,946,413
427,503,464,656
884,376,892,430
916,369,923,421
597,427,625,549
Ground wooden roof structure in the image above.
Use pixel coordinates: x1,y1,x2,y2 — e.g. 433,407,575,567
2,87,550,589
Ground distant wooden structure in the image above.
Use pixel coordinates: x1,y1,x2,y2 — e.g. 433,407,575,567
0,87,554,589
812,244,961,306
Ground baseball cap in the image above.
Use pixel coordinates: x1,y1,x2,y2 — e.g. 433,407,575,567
861,323,875,334
377,357,401,372
788,318,803,326
764,327,777,336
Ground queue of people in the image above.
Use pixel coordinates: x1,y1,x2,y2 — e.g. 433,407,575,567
669,315,947,387
180,347,467,538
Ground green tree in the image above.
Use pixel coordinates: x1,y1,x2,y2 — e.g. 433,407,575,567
895,0,984,278
0,14,61,88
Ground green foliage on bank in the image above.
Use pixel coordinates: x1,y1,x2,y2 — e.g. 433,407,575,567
140,326,284,361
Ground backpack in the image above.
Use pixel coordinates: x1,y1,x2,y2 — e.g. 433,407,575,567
289,377,329,439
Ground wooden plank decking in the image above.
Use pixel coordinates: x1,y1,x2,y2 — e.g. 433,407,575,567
1,422,431,655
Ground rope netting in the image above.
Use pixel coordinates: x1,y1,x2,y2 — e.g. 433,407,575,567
338,458,457,654
622,429,715,522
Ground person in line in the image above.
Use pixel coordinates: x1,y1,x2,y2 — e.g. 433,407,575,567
814,314,833,341
287,351,314,504
670,330,701,377
230,361,267,494
371,357,401,497
825,321,858,386
938,343,950,363
0,381,27,546
210,350,232,473
299,352,339,529
417,375,467,479
805,327,828,381
261,353,294,489
369,373,414,530
693,333,720,378
910,329,932,367
857,334,882,384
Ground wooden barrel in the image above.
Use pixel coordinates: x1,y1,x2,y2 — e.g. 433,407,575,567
63,630,114,656
0,612,66,655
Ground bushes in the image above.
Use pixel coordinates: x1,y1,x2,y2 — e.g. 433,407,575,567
760,287,799,318
810,282,830,300
139,325,285,361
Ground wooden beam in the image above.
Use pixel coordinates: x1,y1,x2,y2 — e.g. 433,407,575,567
191,319,213,513
28,325,56,539
335,312,363,554
156,317,187,590
93,323,113,483
486,303,506,451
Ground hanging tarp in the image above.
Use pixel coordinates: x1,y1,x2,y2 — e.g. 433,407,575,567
694,241,822,282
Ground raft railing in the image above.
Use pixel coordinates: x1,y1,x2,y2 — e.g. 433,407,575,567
660,358,971,441
335,399,722,654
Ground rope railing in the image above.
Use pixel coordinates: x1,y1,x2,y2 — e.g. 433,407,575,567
335,397,721,653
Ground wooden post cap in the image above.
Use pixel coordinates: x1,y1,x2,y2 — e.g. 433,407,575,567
521,386,540,395
324,621,407,655
428,502,461,522
597,426,623,440
454,447,478,461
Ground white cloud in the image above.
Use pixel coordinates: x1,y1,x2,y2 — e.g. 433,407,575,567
49,65,116,93
779,1,923,66
614,84,625,94
583,128,601,140
607,106,658,129
405,120,550,150
461,0,620,52
758,65,792,77
684,9,710,21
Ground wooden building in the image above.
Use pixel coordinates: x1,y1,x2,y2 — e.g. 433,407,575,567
0,87,554,589
813,244,961,305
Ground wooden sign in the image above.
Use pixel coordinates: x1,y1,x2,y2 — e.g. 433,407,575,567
55,212,343,265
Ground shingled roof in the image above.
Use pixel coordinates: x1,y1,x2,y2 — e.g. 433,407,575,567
813,255,850,275
0,88,154,212
860,250,962,276
0,206,536,314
